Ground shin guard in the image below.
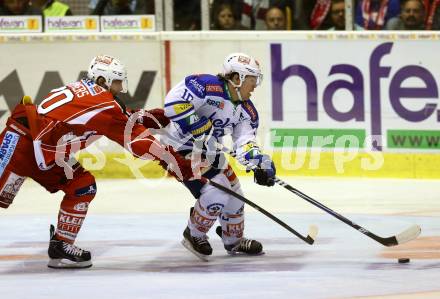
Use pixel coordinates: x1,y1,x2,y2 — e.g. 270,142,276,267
56,172,96,243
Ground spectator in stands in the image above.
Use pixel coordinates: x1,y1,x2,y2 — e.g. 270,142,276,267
424,0,440,29
90,0,153,15
355,0,400,30
211,0,241,25
240,0,269,30
91,0,134,15
137,0,154,14
265,6,287,29
308,0,332,29
241,0,295,30
212,0,295,30
273,0,296,29
0,0,41,15
328,0,345,30
386,0,426,30
212,3,248,30
31,0,72,16
327,0,363,30
174,0,200,30
300,0,360,31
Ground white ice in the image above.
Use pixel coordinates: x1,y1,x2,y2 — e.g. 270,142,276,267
0,177,439,299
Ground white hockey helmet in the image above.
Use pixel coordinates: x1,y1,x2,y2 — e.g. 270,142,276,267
87,55,128,93
222,53,263,88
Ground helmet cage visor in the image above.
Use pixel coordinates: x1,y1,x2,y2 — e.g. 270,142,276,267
235,67,263,88
107,69,128,93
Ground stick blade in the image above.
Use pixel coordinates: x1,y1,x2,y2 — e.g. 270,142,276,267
306,225,319,244
395,224,421,245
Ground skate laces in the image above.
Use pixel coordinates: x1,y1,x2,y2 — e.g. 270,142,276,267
193,235,209,246
62,242,84,256
232,238,253,252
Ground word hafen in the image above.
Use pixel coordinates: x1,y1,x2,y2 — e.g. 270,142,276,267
0,18,25,28
271,42,439,150
102,18,139,28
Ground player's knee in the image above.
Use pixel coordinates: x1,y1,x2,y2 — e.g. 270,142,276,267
211,172,230,187
61,181,96,215
65,172,97,200
222,204,244,219
200,189,229,213
74,182,97,199
231,181,243,195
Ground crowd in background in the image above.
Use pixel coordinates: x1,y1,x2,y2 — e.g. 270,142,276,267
0,0,439,30
209,0,439,31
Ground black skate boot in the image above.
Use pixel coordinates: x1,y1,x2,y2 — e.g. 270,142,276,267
216,226,264,256
47,225,92,269
181,226,213,261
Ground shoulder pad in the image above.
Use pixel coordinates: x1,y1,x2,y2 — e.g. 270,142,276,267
200,75,224,96
185,74,225,98
185,75,207,98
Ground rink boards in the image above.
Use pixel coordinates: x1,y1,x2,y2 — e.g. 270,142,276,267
2,32,440,178
76,150,440,179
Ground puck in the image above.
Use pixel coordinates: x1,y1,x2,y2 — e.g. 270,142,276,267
398,258,410,263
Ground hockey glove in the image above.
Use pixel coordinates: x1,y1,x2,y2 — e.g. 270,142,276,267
251,154,276,187
134,108,170,129
158,146,196,181
188,116,212,138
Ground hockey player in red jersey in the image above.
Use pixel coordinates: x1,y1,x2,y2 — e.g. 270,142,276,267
0,55,195,269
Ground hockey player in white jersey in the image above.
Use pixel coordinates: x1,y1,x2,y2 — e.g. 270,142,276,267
163,53,276,259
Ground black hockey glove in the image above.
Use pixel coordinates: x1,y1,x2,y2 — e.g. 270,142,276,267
250,154,276,187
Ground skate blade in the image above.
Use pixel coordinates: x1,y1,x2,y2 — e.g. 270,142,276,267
48,258,92,269
181,239,210,262
226,251,266,257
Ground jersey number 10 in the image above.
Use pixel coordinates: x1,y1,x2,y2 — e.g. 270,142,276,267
37,86,74,115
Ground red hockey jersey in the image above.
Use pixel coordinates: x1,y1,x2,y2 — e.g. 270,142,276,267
25,79,162,170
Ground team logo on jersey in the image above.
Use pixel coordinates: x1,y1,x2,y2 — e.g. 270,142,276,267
206,84,223,93
0,131,19,177
188,78,205,96
242,143,256,154
206,98,224,110
83,79,103,96
173,103,193,115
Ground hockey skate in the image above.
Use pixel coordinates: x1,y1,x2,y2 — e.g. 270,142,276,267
181,226,212,262
216,226,264,256
47,225,92,269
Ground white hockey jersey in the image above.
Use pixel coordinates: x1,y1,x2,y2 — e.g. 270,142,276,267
163,74,261,162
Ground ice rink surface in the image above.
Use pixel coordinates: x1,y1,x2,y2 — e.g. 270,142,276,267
0,177,439,299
